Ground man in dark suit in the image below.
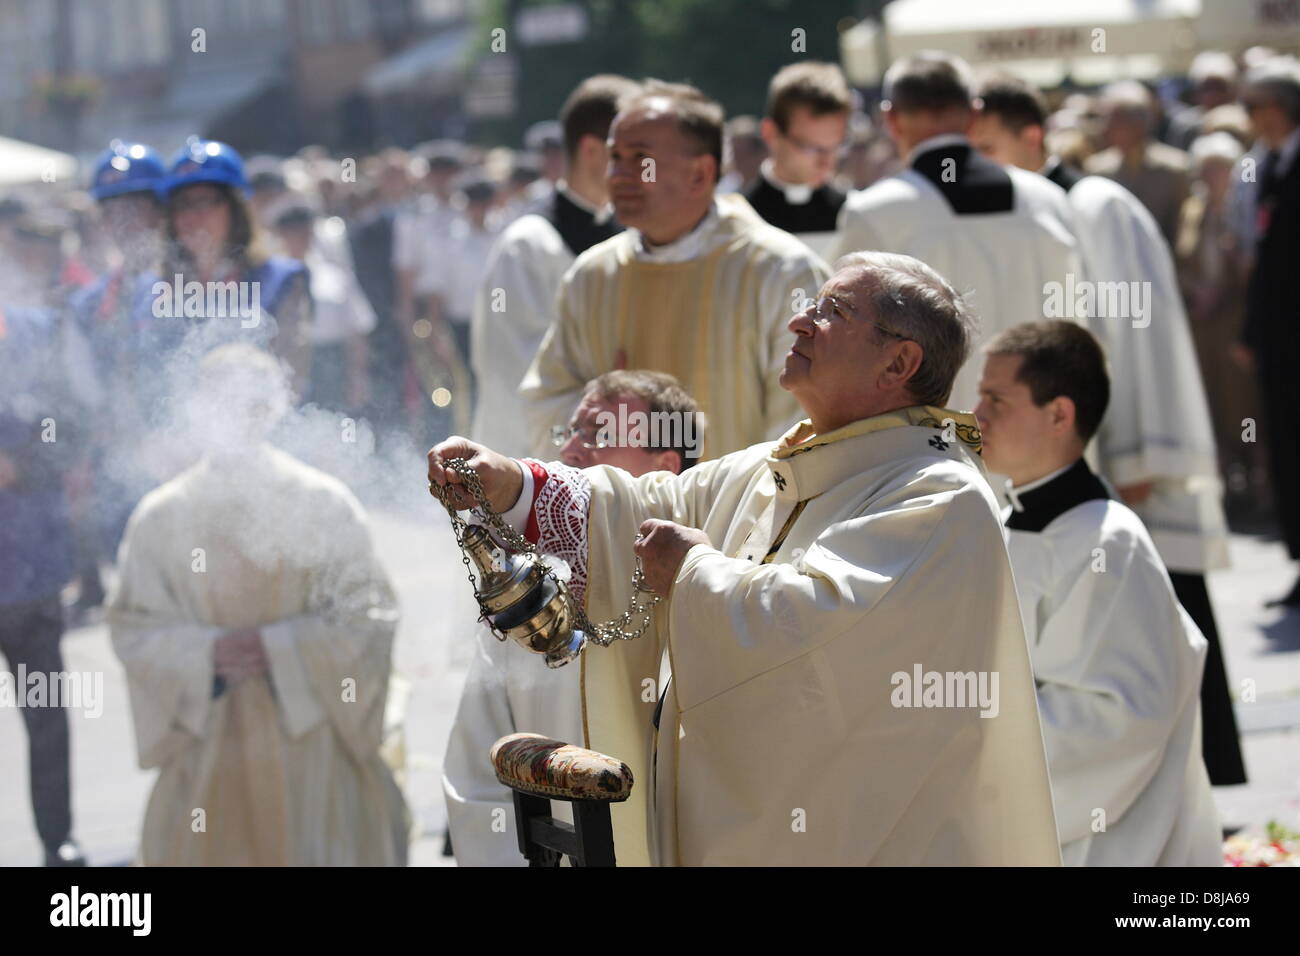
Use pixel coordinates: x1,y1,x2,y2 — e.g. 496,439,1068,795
0,292,88,866
1238,60,1300,606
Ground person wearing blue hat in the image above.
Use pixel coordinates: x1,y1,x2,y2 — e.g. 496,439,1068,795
80,139,168,361
88,141,166,279
66,142,169,625
158,137,312,395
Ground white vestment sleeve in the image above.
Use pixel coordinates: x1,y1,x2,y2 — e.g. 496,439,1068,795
518,268,591,458
260,619,328,739
284,493,401,767
107,504,223,767
1029,513,1206,844
441,627,529,867
664,479,949,709
470,221,570,455
1070,179,1219,485
1067,178,1227,570
521,451,756,573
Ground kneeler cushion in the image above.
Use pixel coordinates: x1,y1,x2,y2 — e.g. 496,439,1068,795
491,732,633,802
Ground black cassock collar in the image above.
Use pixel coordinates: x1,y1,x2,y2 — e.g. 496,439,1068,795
910,140,1014,215
1005,458,1111,533
1041,156,1085,194
544,188,621,258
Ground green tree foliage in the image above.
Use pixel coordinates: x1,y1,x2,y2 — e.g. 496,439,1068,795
473,0,854,144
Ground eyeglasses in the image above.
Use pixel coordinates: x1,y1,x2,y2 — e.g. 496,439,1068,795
550,423,610,450
781,131,848,160
806,295,909,341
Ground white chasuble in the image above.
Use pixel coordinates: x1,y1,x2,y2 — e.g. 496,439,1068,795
519,195,829,460
1003,462,1221,866
832,152,1083,411
507,408,1061,865
1064,174,1229,573
108,445,408,866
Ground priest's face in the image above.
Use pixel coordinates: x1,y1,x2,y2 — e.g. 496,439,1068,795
607,103,717,244
762,106,847,187
968,113,1041,172
558,391,682,476
975,353,1062,483
781,270,913,427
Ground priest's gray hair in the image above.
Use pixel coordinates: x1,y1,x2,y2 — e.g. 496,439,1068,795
833,251,978,407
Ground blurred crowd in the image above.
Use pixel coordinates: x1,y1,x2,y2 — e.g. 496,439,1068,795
0,47,1285,510
2,41,1298,866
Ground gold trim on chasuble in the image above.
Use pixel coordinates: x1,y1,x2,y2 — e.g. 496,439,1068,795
774,405,982,460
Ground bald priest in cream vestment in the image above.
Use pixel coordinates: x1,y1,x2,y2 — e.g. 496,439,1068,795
432,253,1061,866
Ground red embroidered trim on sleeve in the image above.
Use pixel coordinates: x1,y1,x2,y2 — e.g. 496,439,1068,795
524,459,548,543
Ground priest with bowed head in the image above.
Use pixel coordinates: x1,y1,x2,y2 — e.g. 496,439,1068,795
430,251,1060,866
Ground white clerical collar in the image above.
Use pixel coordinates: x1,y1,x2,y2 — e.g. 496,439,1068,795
1006,462,1075,512
557,181,613,224
908,133,969,164
760,159,814,205
633,200,719,263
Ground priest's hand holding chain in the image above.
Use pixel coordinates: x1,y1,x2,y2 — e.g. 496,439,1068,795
428,436,523,513
635,519,712,596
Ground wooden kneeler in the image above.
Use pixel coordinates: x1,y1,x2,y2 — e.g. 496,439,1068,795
490,732,634,867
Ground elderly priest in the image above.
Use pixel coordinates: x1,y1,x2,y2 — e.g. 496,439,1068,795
429,252,1060,866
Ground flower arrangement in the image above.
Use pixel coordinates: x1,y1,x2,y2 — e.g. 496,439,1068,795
1223,820,1300,866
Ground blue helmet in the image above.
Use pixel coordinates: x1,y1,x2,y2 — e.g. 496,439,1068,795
163,137,250,197
89,140,165,201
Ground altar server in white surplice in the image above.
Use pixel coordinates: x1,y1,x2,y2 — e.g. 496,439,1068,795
970,75,1246,788
520,80,829,461
108,344,408,866
444,370,701,866
830,52,1082,410
433,252,1061,867
469,76,638,457
975,322,1221,866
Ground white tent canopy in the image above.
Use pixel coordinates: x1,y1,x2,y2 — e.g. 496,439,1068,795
840,0,1297,88
0,136,77,187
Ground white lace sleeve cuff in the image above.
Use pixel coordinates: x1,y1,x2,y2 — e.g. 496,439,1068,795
520,459,592,607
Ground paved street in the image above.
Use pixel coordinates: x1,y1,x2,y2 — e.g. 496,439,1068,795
2,504,1298,866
